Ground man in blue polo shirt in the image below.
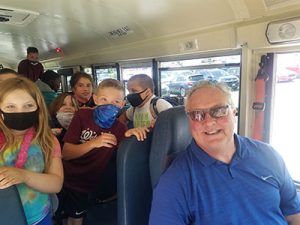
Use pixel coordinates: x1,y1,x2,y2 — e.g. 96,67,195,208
149,81,300,225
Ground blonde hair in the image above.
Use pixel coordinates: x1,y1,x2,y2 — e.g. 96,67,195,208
95,78,125,96
0,77,53,170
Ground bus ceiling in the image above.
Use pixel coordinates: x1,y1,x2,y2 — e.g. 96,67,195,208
1,0,300,68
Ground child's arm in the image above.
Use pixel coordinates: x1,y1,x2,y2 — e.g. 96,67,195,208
150,119,156,128
63,132,117,160
0,138,64,193
125,127,150,141
0,158,63,193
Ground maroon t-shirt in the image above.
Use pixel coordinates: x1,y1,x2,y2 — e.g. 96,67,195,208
63,108,127,193
18,59,44,82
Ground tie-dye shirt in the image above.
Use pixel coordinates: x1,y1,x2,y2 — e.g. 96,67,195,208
0,136,61,225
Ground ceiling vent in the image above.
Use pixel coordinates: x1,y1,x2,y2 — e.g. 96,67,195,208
107,26,133,39
0,7,39,26
266,17,300,44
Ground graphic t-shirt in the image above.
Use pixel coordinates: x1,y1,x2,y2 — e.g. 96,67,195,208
63,108,127,193
126,96,173,128
0,135,61,225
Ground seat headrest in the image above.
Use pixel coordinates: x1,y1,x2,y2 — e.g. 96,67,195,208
149,106,192,187
0,185,27,225
117,133,153,225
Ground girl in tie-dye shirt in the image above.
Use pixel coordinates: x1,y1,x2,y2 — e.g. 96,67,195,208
0,77,63,225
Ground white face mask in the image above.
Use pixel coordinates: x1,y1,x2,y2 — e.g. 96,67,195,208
56,112,74,130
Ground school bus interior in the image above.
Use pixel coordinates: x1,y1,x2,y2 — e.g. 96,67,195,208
1,0,300,225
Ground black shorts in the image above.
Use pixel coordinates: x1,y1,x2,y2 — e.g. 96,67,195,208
62,188,89,219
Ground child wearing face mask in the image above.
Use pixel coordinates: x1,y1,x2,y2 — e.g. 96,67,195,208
48,93,78,225
0,77,63,225
61,78,144,225
49,93,79,146
119,74,172,129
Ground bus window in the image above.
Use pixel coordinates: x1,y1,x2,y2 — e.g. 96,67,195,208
159,54,241,132
120,65,153,95
57,68,75,92
270,52,300,181
93,67,118,85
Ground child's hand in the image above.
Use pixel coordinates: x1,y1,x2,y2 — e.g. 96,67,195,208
150,119,156,128
92,132,117,148
51,128,63,136
0,167,25,189
125,127,150,141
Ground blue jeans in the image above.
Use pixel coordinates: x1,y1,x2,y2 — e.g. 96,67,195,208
35,213,52,225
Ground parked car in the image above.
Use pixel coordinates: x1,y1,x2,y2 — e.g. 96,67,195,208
161,73,174,85
276,69,296,82
161,83,170,96
198,69,240,90
225,67,240,77
161,73,176,96
286,66,300,78
168,74,204,96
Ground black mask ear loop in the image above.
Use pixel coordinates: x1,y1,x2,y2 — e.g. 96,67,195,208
139,88,148,101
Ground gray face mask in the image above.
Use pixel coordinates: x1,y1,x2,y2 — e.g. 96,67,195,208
56,112,74,129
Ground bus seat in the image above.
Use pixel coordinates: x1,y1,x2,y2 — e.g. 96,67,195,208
117,132,153,225
117,106,191,225
149,106,192,188
0,185,27,225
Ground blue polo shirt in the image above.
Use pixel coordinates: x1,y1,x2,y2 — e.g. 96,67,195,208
149,134,300,225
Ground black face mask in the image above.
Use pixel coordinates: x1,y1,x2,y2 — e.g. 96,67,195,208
127,89,147,107
1,110,39,131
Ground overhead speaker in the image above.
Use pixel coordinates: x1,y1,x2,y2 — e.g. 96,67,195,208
266,17,300,44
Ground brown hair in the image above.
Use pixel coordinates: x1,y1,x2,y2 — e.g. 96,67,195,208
0,77,54,170
0,68,18,75
69,72,94,89
49,92,79,117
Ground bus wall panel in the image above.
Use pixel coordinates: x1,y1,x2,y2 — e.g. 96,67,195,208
48,28,237,67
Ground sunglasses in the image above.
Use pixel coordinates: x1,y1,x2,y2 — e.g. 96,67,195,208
187,105,230,121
